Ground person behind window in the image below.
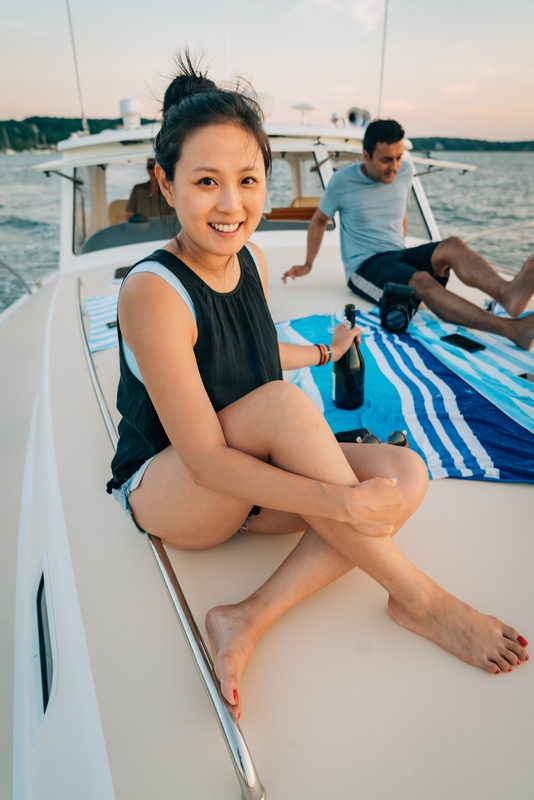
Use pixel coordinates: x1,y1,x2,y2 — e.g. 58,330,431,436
125,158,175,219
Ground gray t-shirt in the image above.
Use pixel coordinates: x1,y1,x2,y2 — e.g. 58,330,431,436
319,160,414,281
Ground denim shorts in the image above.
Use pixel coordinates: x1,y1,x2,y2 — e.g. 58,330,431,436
112,455,260,534
111,455,156,523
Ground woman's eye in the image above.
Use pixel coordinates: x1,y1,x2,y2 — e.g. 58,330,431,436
199,177,216,186
242,177,256,185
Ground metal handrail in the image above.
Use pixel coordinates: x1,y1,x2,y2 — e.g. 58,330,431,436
76,278,266,800
0,256,34,295
463,222,534,244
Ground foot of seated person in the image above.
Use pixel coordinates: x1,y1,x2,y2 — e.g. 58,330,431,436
206,601,266,719
387,575,529,674
511,311,534,350
501,254,534,318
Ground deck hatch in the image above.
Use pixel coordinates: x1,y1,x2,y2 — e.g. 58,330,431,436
36,574,53,713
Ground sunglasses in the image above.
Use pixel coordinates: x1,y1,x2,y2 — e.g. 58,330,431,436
357,430,409,447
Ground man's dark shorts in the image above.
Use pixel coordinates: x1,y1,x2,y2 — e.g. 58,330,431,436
348,242,447,304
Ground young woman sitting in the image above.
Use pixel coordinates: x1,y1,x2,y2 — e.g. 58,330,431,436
107,54,529,720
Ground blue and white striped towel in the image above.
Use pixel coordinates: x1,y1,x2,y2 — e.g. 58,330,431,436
406,307,534,434
276,311,534,483
85,293,119,353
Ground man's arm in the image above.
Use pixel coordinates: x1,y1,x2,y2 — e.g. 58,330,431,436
282,208,331,283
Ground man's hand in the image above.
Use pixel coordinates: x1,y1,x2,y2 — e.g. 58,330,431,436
282,264,312,283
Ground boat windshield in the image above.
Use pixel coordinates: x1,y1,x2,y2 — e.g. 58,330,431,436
73,152,336,255
73,162,179,255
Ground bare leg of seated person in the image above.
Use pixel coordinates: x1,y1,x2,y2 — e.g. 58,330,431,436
409,240,534,349
433,237,534,318
128,382,529,717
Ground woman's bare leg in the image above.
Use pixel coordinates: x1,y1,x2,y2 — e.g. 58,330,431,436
207,439,529,714
129,383,529,715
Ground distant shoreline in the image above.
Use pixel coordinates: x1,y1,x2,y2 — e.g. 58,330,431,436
1,117,534,153
410,137,534,152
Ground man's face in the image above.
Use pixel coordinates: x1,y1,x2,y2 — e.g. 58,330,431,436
362,140,404,184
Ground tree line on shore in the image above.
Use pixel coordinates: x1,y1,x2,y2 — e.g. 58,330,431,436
1,117,533,153
0,117,152,151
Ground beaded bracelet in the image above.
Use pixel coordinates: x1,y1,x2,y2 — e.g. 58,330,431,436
314,343,332,366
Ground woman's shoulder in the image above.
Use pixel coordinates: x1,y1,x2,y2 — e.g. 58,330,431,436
121,253,197,322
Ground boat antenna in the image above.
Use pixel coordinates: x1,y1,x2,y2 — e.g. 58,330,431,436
377,0,389,118
65,0,90,135
223,30,230,80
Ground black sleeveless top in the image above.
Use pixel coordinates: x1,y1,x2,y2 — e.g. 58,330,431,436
106,246,282,492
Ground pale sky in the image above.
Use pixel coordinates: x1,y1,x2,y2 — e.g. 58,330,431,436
1,0,533,139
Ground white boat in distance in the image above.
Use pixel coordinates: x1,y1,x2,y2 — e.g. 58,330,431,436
2,108,533,800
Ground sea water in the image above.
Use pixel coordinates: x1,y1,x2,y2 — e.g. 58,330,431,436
1,151,533,312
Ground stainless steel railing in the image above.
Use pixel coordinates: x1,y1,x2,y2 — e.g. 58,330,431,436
77,278,266,800
462,222,534,275
0,256,34,295
462,221,534,244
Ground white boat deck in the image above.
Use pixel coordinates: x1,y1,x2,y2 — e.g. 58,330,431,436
2,240,534,798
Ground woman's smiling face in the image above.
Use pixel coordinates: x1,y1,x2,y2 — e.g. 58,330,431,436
157,123,266,258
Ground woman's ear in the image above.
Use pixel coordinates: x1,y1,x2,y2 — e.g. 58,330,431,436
155,164,175,208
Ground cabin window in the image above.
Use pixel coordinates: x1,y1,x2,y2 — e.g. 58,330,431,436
36,575,53,713
299,158,324,197
106,162,151,226
406,187,431,241
268,158,293,208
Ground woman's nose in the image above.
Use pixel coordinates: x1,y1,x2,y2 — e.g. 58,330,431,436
217,185,242,213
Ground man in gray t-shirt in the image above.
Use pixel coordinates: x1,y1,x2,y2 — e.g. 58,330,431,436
283,119,534,349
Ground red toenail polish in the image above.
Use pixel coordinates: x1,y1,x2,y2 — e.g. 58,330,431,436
495,669,500,674
233,690,238,703
508,667,512,672
518,635,529,647
526,654,530,661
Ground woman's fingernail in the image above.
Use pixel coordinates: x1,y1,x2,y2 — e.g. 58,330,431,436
233,690,239,703
391,477,398,485
518,635,529,647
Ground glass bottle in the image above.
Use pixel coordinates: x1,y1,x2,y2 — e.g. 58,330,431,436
332,304,365,410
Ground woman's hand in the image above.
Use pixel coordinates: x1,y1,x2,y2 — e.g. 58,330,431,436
336,478,404,536
330,322,362,362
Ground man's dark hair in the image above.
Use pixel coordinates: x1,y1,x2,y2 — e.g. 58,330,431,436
363,119,405,158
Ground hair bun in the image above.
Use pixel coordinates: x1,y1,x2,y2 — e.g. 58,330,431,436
162,52,217,116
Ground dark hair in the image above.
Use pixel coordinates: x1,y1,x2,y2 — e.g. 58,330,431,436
363,119,405,158
154,51,272,182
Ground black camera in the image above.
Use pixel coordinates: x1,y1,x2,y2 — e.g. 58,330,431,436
379,282,419,333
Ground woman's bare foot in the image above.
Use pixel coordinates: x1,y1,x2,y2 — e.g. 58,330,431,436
388,580,529,674
502,255,534,318
206,604,261,718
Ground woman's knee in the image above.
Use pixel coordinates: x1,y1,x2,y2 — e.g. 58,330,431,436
396,448,429,512
220,380,324,443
